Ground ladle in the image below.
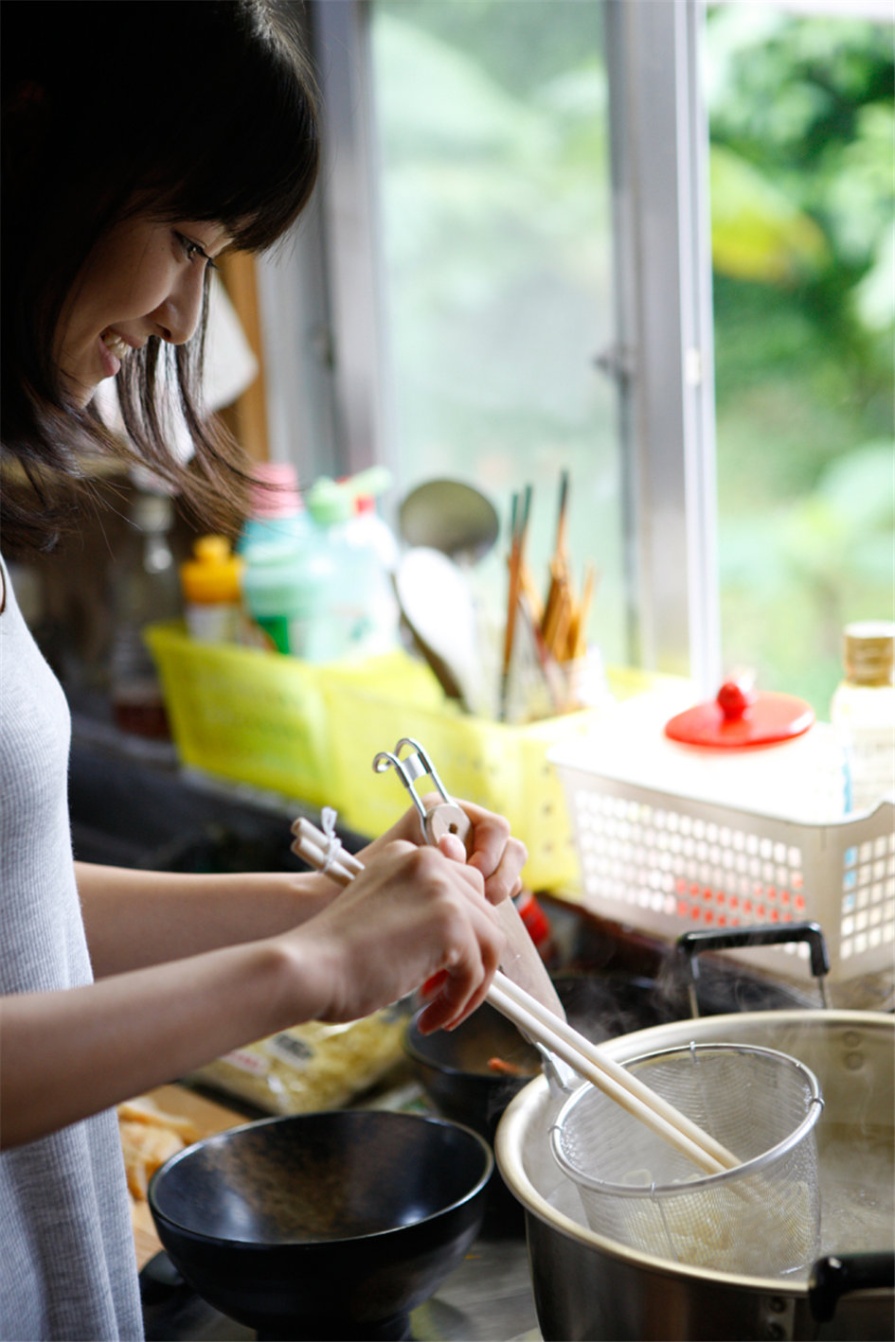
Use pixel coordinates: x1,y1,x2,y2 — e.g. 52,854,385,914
398,479,499,567
393,548,486,716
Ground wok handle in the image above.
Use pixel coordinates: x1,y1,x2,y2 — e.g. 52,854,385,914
676,922,830,1014
808,1252,895,1323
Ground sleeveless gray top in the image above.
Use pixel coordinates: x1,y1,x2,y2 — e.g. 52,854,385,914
0,559,144,1340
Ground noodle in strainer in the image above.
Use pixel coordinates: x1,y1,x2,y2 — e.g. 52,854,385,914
551,1042,823,1278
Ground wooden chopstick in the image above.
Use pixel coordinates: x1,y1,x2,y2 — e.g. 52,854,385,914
541,470,580,663
488,971,738,1175
291,817,740,1176
500,487,532,721
570,562,598,660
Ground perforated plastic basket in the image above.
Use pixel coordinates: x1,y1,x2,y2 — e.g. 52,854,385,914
550,734,895,983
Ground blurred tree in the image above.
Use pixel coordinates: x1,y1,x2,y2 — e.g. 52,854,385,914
706,4,894,709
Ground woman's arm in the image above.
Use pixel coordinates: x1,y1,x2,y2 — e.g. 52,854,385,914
3,811,520,1149
78,797,525,978
76,863,336,977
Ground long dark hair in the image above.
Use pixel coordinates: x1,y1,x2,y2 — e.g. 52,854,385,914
1,0,319,553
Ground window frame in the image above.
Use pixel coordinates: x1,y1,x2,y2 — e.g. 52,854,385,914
259,0,722,689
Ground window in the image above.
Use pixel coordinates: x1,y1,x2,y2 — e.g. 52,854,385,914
260,0,894,715
365,0,625,668
706,0,894,709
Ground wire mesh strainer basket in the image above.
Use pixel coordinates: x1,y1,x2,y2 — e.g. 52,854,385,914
551,1043,824,1278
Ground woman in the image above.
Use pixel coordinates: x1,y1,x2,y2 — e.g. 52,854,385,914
0,5,524,1338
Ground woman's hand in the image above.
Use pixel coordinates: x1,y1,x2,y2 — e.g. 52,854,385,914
359,796,528,908
278,838,505,1035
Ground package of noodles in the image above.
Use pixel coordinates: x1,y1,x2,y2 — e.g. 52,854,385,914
190,1004,408,1114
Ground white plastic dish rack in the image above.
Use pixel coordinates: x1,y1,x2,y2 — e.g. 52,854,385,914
549,731,895,985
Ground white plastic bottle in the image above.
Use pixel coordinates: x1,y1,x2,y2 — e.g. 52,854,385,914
830,620,895,813
344,490,400,654
302,474,399,661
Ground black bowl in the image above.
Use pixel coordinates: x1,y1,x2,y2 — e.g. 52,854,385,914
404,1002,540,1142
148,1110,492,1340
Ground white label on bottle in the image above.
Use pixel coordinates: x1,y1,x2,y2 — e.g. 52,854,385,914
185,604,241,644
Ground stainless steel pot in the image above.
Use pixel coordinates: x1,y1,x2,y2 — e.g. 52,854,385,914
495,1010,893,1340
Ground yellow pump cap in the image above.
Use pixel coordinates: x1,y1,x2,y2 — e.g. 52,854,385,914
180,536,244,604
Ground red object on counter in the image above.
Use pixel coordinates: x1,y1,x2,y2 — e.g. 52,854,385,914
665,679,814,749
514,890,551,952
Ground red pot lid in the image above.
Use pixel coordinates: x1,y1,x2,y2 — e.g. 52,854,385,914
665,680,815,749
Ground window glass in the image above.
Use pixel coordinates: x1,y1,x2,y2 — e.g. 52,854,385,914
369,1,625,666
705,3,894,711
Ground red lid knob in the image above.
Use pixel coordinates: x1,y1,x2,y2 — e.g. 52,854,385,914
716,680,756,722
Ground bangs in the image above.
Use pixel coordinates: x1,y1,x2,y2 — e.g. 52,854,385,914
139,4,319,252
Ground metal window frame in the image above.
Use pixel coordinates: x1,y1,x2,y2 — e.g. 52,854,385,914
255,0,385,483
260,0,720,688
605,0,720,688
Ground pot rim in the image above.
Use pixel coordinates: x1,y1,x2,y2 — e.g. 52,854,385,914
550,1041,823,1197
495,1008,893,1293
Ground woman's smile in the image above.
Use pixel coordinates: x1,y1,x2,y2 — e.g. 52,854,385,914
54,216,230,407
98,329,136,378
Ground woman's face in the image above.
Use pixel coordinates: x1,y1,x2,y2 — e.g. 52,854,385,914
53,214,232,408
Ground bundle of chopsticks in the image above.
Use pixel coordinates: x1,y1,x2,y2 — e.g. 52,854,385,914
499,471,599,722
291,813,741,1177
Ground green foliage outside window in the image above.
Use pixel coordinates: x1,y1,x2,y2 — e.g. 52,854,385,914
706,5,894,712
371,2,893,712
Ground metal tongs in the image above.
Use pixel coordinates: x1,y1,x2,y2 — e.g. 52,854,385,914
372,738,577,1093
372,738,474,853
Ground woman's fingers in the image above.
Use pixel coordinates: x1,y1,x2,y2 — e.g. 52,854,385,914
446,800,528,906
436,831,467,863
369,796,529,907
414,906,502,1034
414,845,503,1032
290,840,504,1027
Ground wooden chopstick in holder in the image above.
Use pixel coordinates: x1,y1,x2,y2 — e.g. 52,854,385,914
500,486,532,721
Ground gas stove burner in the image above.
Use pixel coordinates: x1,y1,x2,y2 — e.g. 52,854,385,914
254,1311,413,1341
142,1251,422,1341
